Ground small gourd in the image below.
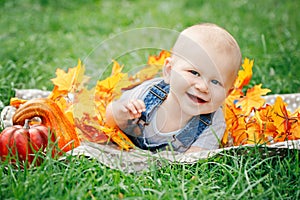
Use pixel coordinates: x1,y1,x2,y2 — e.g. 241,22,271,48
12,98,80,152
0,119,53,165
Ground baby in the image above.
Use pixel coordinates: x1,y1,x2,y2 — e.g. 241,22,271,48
106,23,242,152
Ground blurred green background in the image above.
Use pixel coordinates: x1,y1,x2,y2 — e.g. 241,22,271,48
0,1,299,199
1,0,299,106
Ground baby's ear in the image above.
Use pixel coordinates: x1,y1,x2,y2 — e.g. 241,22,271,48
163,57,172,84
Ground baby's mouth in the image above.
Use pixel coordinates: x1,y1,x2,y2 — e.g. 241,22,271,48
187,93,208,104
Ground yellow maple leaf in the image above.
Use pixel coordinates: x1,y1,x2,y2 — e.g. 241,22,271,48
96,61,126,93
234,58,253,90
224,88,244,106
72,87,96,120
49,60,90,99
94,61,128,121
131,64,163,82
236,84,271,116
246,121,262,144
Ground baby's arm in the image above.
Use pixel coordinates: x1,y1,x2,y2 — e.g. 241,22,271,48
105,99,146,129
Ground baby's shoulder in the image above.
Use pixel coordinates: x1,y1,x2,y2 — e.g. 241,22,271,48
211,107,225,123
119,77,164,101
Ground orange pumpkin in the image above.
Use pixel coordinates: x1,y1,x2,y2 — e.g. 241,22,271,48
12,98,80,152
0,119,53,165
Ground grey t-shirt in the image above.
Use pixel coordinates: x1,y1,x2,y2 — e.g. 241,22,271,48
118,78,226,150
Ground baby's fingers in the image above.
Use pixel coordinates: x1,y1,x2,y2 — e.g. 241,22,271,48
125,100,145,118
131,99,146,113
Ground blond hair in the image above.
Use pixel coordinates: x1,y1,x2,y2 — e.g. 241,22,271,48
172,23,242,74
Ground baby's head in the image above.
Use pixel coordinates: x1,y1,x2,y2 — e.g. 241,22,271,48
163,23,242,115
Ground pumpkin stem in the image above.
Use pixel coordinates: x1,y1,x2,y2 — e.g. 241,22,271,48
24,119,30,129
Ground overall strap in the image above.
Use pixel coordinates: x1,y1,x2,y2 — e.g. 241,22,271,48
173,113,213,149
130,80,169,151
138,80,169,126
132,79,213,152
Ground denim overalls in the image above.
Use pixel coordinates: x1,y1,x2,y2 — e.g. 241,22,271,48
124,80,213,152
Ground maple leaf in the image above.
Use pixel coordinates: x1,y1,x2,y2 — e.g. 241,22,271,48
236,84,271,116
140,50,170,80
72,87,96,120
234,58,253,90
10,98,28,108
120,51,169,90
49,60,90,100
257,104,274,122
231,117,248,145
223,104,249,145
98,126,134,150
147,50,171,65
222,104,243,145
96,61,126,94
94,61,129,121
246,120,262,144
246,109,277,144
223,104,242,128
130,64,163,83
75,114,108,143
290,113,300,139
224,88,244,106
271,96,295,135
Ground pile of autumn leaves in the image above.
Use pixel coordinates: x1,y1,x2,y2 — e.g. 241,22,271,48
15,50,299,150
223,59,300,146
41,51,171,150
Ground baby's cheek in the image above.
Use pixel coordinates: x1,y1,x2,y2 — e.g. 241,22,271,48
211,90,227,105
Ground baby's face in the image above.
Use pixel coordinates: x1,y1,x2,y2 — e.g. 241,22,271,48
165,38,238,116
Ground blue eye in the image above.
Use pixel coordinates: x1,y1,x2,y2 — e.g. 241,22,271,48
189,70,200,76
211,79,221,85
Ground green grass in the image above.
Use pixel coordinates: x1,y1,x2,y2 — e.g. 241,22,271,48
1,147,299,199
1,0,300,199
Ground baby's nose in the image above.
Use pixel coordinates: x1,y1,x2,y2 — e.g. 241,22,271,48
194,78,209,93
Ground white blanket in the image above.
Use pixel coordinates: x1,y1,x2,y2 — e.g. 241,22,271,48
66,140,300,173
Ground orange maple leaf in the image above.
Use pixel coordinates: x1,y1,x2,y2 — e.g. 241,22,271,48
224,88,244,106
236,84,271,116
75,114,109,143
246,109,277,144
290,113,300,139
223,103,250,146
257,104,274,122
246,120,262,144
231,117,248,145
271,96,295,136
96,61,126,94
147,50,171,65
120,50,170,90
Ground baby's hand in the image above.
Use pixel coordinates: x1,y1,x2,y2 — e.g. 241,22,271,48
121,99,146,119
